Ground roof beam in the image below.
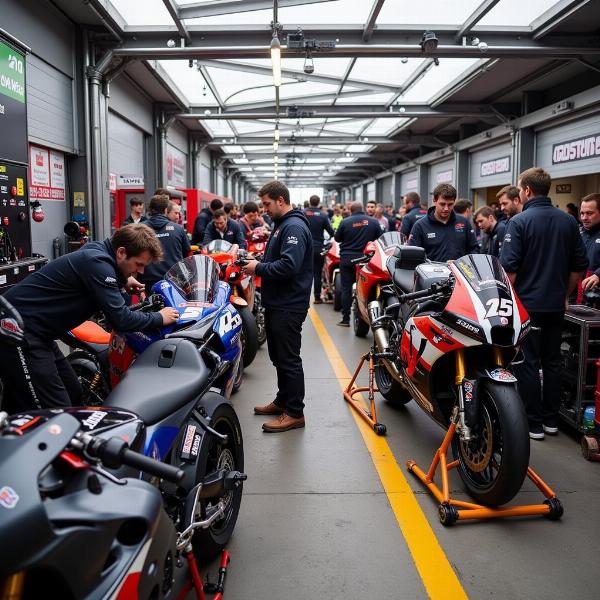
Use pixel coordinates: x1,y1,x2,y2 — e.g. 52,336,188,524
455,0,502,42
178,0,337,19
225,152,398,159
207,135,443,146
161,0,191,45
531,0,593,40
363,0,386,42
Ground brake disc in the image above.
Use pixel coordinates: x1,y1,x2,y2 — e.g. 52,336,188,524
459,406,493,473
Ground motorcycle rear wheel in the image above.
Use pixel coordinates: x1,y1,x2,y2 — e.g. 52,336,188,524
68,351,108,406
352,298,369,338
333,272,342,312
193,403,244,561
254,294,267,347
452,381,529,507
239,306,259,367
375,363,411,406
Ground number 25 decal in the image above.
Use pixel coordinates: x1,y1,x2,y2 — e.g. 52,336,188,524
485,298,513,319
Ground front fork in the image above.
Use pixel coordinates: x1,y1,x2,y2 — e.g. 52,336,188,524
1,572,25,600
455,347,504,441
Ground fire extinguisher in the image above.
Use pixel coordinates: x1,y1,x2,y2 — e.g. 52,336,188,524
31,200,45,223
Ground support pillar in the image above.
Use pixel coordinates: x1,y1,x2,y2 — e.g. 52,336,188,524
455,150,469,199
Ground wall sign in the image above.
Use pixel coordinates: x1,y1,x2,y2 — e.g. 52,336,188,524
556,184,572,194
552,133,600,164
0,39,27,165
436,169,454,184
29,145,65,201
480,156,511,177
109,173,117,193
117,175,144,188
405,178,418,191
166,144,187,187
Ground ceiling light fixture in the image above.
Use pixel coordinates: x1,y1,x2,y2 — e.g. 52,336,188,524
273,141,279,151
270,34,282,87
420,30,440,66
274,126,280,142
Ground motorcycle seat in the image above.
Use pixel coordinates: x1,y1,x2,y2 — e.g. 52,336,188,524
104,338,210,425
387,258,415,293
386,246,426,293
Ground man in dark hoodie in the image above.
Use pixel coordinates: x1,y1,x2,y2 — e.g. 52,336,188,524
0,224,179,414
140,194,191,294
242,180,313,433
192,198,223,244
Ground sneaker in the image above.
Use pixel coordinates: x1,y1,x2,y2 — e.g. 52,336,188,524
543,417,559,435
529,423,545,440
337,320,350,327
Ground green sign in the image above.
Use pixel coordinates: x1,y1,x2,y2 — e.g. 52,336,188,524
0,40,25,104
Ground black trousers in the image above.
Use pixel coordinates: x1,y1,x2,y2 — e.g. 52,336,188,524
312,249,325,300
0,334,82,414
513,311,564,426
265,308,307,418
340,259,357,321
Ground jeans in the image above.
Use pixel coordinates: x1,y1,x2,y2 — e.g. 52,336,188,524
0,334,82,414
265,308,307,418
513,311,564,426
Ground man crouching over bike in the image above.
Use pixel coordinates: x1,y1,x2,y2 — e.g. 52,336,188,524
0,224,179,414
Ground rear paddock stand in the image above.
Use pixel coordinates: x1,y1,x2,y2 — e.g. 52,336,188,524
406,421,564,525
343,348,387,436
176,548,231,600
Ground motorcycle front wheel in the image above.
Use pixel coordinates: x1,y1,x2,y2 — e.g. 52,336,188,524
452,381,529,507
333,272,342,312
254,293,267,346
193,403,244,561
239,306,259,367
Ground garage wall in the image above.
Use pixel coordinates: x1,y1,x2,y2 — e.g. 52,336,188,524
427,159,454,195
469,141,513,189
109,77,153,135
399,169,418,196
196,147,212,190
107,112,145,177
380,175,393,203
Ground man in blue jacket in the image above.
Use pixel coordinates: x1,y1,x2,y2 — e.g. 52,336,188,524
0,224,179,414
243,181,313,432
474,206,506,257
202,209,246,249
408,183,479,261
192,198,223,244
139,194,191,294
334,201,382,326
500,168,588,439
304,194,334,304
579,193,600,293
400,192,427,237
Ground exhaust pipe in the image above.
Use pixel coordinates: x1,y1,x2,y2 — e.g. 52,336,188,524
368,301,403,383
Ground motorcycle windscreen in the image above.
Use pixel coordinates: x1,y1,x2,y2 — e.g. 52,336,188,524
163,255,221,304
205,239,233,254
378,231,404,249
454,254,510,292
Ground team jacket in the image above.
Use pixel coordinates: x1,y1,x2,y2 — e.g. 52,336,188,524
202,219,246,249
400,206,427,237
303,207,334,251
500,197,588,312
4,239,163,342
580,223,600,278
256,209,313,313
140,214,191,290
481,220,507,258
334,211,382,260
192,208,212,244
408,207,479,262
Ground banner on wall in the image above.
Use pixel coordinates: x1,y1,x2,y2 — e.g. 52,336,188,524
29,145,65,201
166,144,187,187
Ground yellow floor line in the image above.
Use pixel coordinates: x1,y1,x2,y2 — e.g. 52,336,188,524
309,307,468,600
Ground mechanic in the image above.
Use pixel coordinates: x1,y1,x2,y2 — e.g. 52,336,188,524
454,199,473,222
123,197,147,224
497,185,522,220
474,206,506,257
242,180,313,433
408,183,479,261
239,201,267,235
202,209,246,248
334,200,382,327
166,200,182,223
303,194,334,304
500,167,588,440
579,193,600,293
0,224,179,414
400,192,427,237
192,198,223,244
139,195,191,294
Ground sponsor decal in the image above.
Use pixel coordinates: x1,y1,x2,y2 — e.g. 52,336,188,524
455,222,465,231
427,232,436,239
480,156,511,177
191,434,201,458
156,232,170,238
464,381,474,393
166,225,174,231
218,310,242,336
181,424,197,461
104,276,117,284
504,233,511,243
286,235,298,245
488,368,517,382
0,486,19,509
352,220,369,228
459,262,475,280
500,316,509,325
456,319,480,334
1,318,22,336
552,133,600,164
82,411,107,430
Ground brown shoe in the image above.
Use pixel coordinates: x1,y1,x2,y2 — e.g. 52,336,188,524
254,402,285,416
262,413,305,433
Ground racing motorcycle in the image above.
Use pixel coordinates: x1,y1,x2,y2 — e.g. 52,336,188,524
202,240,262,361
245,227,269,347
352,231,404,338
0,293,246,598
321,238,341,310
376,247,531,506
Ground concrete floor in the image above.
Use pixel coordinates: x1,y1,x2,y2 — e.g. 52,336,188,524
207,303,600,600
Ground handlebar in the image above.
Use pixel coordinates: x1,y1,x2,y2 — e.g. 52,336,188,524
398,279,452,304
84,435,184,484
129,294,165,312
351,253,373,265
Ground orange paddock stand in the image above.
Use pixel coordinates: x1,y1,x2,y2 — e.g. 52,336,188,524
343,348,387,436
407,420,564,526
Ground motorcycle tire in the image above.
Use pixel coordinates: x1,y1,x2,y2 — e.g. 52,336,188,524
333,272,342,312
352,298,369,338
68,350,108,406
254,295,267,347
192,403,244,561
374,363,411,406
232,357,243,394
239,306,259,368
452,381,529,507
